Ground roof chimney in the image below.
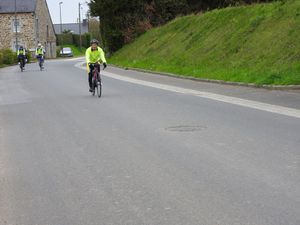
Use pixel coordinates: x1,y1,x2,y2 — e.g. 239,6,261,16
83,19,87,26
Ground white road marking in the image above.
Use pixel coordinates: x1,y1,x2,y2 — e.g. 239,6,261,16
75,62,300,119
64,57,85,61
48,57,85,63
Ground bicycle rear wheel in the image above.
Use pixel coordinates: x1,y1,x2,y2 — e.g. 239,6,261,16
39,58,44,71
20,59,24,72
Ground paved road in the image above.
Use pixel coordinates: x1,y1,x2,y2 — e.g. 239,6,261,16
0,59,300,225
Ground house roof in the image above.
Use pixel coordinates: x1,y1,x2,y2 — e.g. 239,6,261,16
0,0,37,14
54,23,89,35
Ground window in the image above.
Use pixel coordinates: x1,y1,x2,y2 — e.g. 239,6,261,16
47,25,49,38
36,18,39,39
12,19,21,33
12,40,23,51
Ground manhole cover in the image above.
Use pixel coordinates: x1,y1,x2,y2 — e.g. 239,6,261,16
165,125,207,132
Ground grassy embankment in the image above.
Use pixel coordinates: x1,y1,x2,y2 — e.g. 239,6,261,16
110,0,300,85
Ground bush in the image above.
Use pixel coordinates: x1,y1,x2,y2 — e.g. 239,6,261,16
85,33,91,48
1,49,16,65
57,33,92,48
72,34,80,47
56,33,73,46
56,47,61,57
0,52,3,65
74,33,91,48
26,51,31,63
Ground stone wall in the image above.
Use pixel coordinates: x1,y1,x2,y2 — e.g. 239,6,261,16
35,0,57,58
0,13,36,51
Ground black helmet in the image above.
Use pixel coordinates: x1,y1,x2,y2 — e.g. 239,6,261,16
90,39,99,45
19,46,24,50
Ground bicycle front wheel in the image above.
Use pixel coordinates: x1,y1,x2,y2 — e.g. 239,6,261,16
91,80,96,96
97,81,102,98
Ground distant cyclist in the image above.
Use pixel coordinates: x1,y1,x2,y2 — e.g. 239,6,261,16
35,43,45,69
17,46,26,69
85,39,107,92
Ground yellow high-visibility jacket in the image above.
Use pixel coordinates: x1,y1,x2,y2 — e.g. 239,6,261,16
17,49,26,56
36,47,44,56
85,47,107,64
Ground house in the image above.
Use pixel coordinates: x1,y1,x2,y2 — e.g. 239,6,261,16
54,19,89,35
0,0,56,58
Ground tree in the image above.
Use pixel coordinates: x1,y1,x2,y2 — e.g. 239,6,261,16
88,17,102,45
89,0,147,52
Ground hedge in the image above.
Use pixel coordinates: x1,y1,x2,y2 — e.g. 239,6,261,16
26,51,31,63
0,52,3,65
56,33,73,46
0,49,31,67
0,49,17,65
56,33,91,48
73,33,91,48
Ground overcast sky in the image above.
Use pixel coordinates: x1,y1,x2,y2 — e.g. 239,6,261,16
48,0,90,24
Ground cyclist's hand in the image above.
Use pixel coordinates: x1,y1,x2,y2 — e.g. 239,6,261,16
103,63,107,69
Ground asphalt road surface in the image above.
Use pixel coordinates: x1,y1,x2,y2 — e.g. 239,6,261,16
0,58,300,225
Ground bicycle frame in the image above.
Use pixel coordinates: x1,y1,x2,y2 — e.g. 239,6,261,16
90,63,101,83
90,63,102,97
19,58,25,71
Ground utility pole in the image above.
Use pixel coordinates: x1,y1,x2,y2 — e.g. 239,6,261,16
59,2,63,54
14,0,18,51
87,13,90,34
79,2,82,52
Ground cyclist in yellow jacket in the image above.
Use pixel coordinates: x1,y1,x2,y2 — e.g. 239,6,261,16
17,46,26,68
85,39,107,92
35,43,45,69
35,43,45,57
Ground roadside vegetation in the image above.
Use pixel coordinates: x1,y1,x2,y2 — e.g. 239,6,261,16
0,49,16,67
89,0,277,53
0,49,31,68
110,0,300,85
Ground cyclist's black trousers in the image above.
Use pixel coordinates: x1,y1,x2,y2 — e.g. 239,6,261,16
88,64,100,88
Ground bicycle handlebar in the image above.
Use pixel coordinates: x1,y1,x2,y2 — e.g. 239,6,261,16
88,62,106,70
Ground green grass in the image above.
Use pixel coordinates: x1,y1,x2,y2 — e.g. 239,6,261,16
110,0,300,85
57,45,86,57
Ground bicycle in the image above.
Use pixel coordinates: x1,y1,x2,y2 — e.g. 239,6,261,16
90,63,104,98
19,58,25,72
37,55,44,71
